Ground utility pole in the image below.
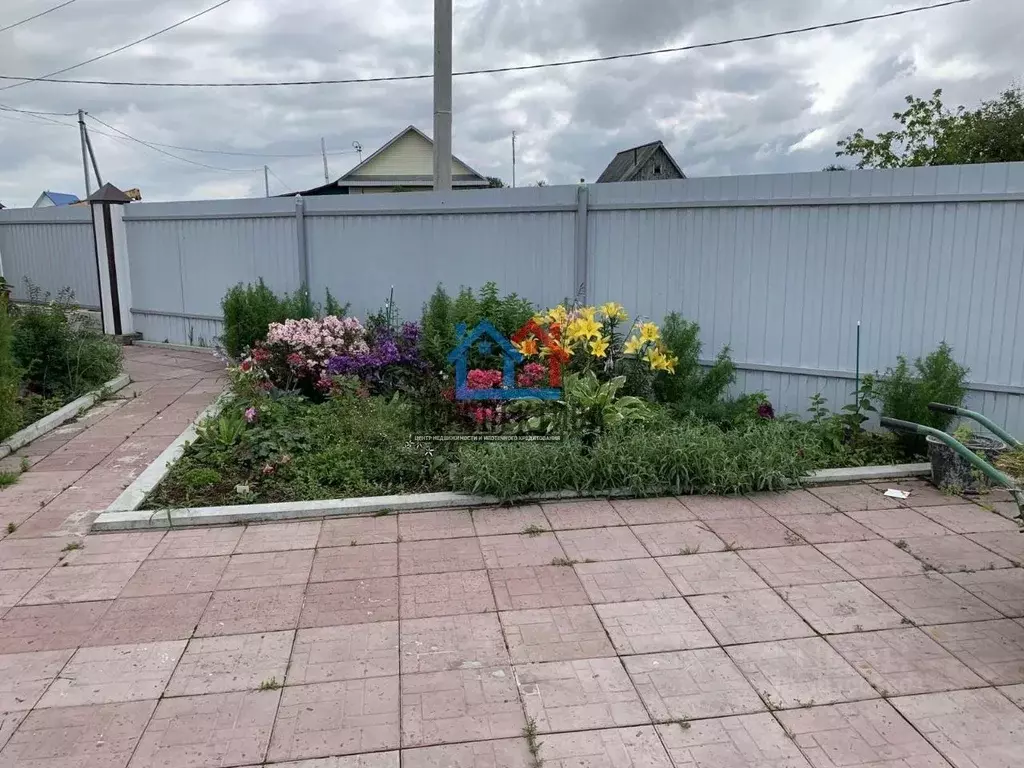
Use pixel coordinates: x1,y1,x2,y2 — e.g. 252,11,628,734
512,132,520,189
321,138,330,184
264,165,269,198
432,0,453,191
83,123,102,188
78,109,92,198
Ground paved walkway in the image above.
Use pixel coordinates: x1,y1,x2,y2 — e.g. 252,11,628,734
1,457,1023,765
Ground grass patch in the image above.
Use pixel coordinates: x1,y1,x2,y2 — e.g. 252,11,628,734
0,471,18,488
258,677,282,691
61,541,83,552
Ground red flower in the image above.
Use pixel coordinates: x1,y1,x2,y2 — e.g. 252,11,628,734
252,347,270,363
239,360,252,372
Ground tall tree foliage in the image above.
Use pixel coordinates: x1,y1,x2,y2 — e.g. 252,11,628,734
836,85,1024,169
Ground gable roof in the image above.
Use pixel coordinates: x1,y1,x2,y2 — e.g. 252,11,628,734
41,191,80,206
596,141,685,183
338,125,489,187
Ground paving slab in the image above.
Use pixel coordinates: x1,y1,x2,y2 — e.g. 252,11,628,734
657,552,767,595
689,589,813,645
471,504,548,537
119,555,228,598
809,484,901,512
399,538,485,575
740,545,851,587
402,613,508,672
402,739,531,768
300,579,397,627
776,513,878,544
949,568,1024,617
0,649,74,712
923,619,1024,685
863,574,1002,625
234,520,322,553
288,622,398,685
682,495,767,520
657,713,811,768
596,598,716,655
540,726,673,767
917,504,1019,534
903,534,1013,573
478,532,566,569
779,581,905,634
704,516,803,549
816,540,926,579
399,509,476,541
499,605,613,663
556,526,648,562
310,544,397,582
319,515,398,546
0,601,111,652
165,630,294,696
611,497,696,525
574,558,678,603
630,522,725,556
747,489,835,516
400,571,494,619
542,500,624,530
487,565,589,611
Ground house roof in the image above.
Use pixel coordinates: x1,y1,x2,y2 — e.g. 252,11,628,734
87,183,133,204
41,191,81,206
596,141,686,183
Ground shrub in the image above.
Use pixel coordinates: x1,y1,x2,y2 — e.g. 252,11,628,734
653,313,735,409
221,281,332,359
876,342,969,455
0,294,21,440
256,315,368,394
12,286,121,401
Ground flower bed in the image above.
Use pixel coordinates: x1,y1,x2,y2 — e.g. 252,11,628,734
146,283,921,509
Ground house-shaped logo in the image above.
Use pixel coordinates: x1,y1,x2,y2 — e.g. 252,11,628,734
447,319,566,401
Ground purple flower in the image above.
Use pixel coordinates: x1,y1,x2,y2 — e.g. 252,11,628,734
244,407,257,423
757,402,775,420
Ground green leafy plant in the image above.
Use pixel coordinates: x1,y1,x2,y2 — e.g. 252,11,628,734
0,292,21,440
653,313,735,409
221,280,334,359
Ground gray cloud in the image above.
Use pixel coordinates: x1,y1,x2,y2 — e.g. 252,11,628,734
0,0,1021,206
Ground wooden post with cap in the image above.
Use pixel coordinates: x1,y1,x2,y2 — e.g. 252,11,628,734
87,182,134,337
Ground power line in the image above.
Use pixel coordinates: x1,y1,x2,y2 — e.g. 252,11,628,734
0,0,238,93
0,103,76,116
85,113,260,173
0,0,974,89
0,0,78,34
265,166,292,193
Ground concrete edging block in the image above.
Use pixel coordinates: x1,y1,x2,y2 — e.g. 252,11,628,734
0,372,131,461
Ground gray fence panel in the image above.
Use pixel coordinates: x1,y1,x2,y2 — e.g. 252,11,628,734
0,207,98,306
304,186,578,320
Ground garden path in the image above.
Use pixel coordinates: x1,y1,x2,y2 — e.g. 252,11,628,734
0,460,1023,765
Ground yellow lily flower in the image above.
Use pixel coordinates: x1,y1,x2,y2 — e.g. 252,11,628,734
623,335,644,355
567,317,602,342
546,305,568,325
599,302,628,322
639,322,661,343
589,336,610,358
578,306,597,322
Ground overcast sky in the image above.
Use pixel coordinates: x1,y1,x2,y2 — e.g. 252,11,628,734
0,0,1019,207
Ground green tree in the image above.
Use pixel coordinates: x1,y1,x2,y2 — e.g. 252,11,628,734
836,85,1024,169
486,176,506,188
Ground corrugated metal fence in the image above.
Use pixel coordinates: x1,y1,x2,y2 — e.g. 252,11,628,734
1,164,1022,430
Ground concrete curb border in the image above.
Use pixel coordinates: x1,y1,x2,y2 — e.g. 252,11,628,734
91,446,932,531
102,392,230,515
0,373,131,462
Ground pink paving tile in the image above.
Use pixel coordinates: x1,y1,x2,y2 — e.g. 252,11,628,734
775,513,878,544
809,484,901,512
748,489,835,516
402,739,531,768
704,517,803,550
488,565,589,611
682,495,767,521
966,532,1024,566
904,535,1013,573
950,569,1024,617
0,568,47,609
541,500,624,530
471,505,548,537
0,537,79,570
727,637,879,709
516,657,648,733
630,522,725,557
0,700,156,768
62,532,165,566
624,648,765,720
309,544,397,582
86,593,209,647
234,521,322,553
0,710,26,753
611,497,696,525
658,552,768,595
1000,684,1024,709
120,556,229,598
827,628,986,696
402,614,508,672
401,667,524,747
596,598,716,654
399,509,476,541
778,699,949,768
0,601,110,653
816,540,925,579
847,508,952,539
130,689,279,768
661,716,811,768
197,585,302,636
165,630,294,696
478,532,566,569
924,619,1024,685
574,558,679,603
400,571,495,619
288,622,399,684
499,605,613,663
867,479,972,508
917,504,1019,534
689,590,813,645
150,527,244,559
38,640,185,708
891,687,1024,768
556,527,648,562
0,470,82,512
739,546,851,587
20,562,140,605
862,574,1002,625
300,578,398,627
399,537,485,575
780,581,904,634
318,514,398,547
540,726,674,767
217,549,314,590
0,649,74,712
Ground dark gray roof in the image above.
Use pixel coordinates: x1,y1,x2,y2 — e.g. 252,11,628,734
596,140,685,183
87,183,132,204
